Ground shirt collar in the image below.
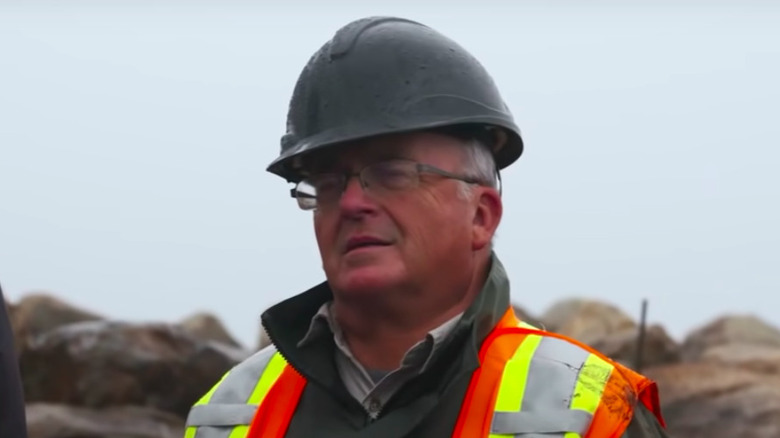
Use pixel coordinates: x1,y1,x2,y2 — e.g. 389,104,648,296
298,300,463,365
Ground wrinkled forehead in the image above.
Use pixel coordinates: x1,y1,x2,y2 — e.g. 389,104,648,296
299,131,465,174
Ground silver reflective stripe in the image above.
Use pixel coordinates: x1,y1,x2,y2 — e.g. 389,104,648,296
491,409,593,434
209,346,277,404
186,404,259,427
523,336,591,413
185,346,277,431
490,336,594,437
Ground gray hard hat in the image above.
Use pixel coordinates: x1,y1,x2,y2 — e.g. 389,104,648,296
266,16,524,182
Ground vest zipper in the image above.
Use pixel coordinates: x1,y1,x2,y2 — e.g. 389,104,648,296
261,316,308,380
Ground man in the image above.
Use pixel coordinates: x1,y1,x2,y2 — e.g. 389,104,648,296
184,16,669,438
0,283,28,438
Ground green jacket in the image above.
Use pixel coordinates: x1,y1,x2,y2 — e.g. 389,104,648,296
185,254,669,437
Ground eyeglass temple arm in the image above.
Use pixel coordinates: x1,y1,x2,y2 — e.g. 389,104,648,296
496,169,503,197
290,188,316,199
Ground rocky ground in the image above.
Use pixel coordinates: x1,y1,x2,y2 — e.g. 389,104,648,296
6,294,780,438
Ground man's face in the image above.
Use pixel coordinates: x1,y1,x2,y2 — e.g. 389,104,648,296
306,132,502,300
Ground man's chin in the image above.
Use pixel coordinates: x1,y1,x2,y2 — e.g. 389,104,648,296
331,268,401,298
341,244,393,265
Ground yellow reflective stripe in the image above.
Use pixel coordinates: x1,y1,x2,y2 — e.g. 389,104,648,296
184,426,198,438
246,351,288,404
564,354,614,438
493,335,544,412
488,334,544,438
228,425,248,438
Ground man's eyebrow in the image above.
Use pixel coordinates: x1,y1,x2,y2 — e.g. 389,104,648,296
301,155,337,173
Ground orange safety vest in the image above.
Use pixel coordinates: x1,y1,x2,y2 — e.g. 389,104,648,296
244,309,665,438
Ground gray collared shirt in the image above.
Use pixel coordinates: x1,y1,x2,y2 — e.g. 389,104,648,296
298,301,462,419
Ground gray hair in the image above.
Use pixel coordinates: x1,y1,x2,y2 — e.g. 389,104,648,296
456,138,501,249
457,138,499,198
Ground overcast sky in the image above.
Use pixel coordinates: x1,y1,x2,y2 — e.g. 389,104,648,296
1,0,778,348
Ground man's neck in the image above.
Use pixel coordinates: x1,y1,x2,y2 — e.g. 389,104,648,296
331,256,490,371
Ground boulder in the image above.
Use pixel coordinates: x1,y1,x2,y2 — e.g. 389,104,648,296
644,362,780,438
540,298,637,344
26,403,184,438
20,320,249,419
699,343,780,375
10,293,103,354
178,312,241,348
681,314,780,361
588,324,681,369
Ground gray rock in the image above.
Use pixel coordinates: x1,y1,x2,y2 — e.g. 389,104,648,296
10,293,103,354
26,403,184,438
178,312,242,348
588,324,681,369
681,314,780,361
20,320,249,418
540,298,637,344
645,362,780,438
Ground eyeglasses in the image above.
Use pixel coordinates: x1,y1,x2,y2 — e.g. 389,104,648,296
290,159,483,210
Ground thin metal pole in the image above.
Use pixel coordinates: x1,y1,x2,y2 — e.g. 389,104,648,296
635,299,648,373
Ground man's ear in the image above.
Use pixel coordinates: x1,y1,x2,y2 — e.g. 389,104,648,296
472,187,502,251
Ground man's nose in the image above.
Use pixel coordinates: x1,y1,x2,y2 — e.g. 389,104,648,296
338,175,376,214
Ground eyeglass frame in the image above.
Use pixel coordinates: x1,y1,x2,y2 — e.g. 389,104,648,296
288,158,499,211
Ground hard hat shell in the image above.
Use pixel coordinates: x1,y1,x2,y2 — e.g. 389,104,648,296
266,16,524,182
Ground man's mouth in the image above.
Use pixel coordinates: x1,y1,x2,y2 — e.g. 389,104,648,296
344,236,392,253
